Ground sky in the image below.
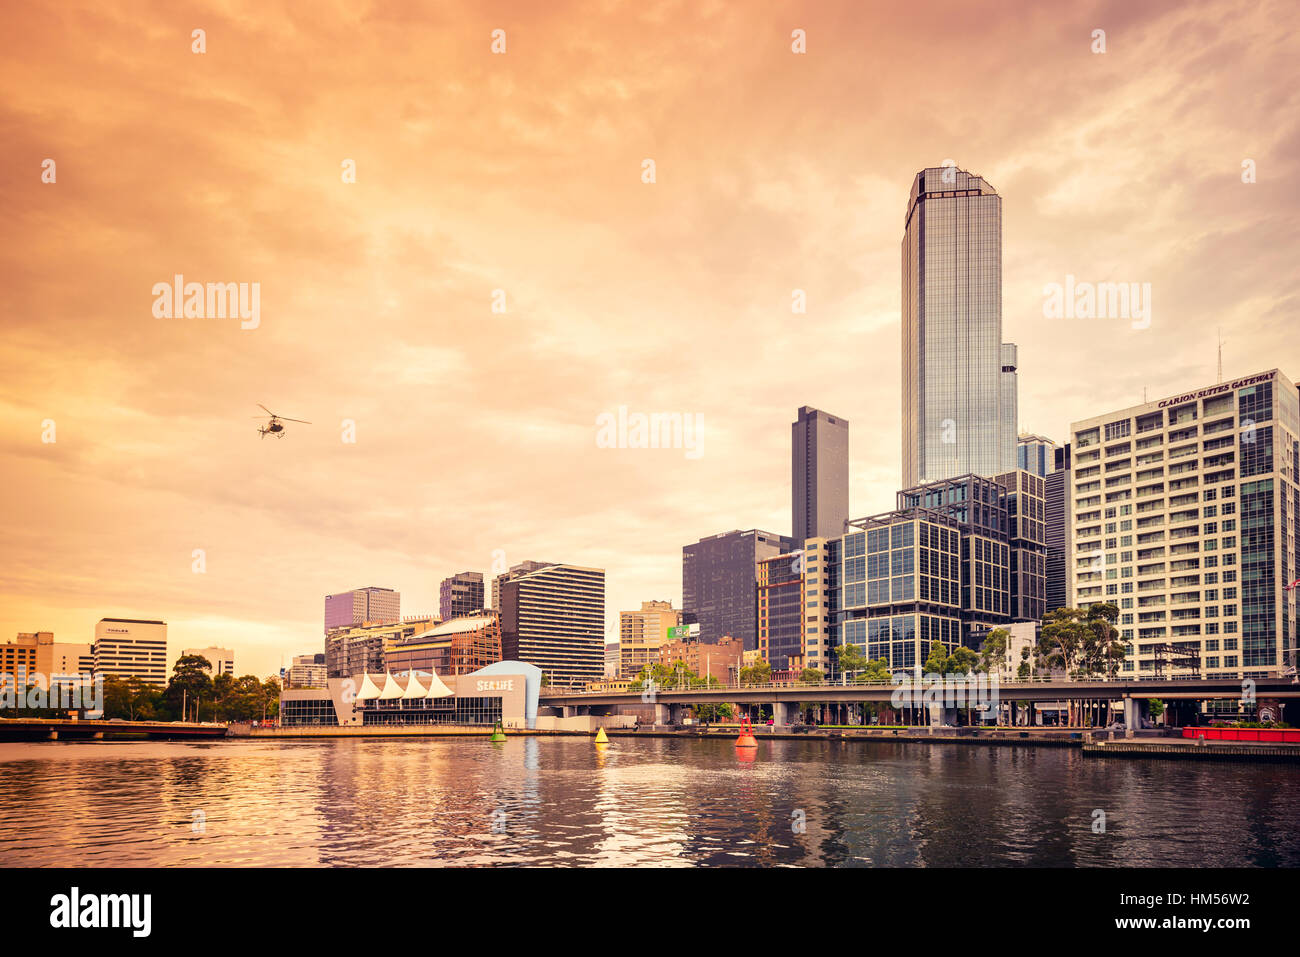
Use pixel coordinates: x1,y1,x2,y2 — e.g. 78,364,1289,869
1,0,1297,679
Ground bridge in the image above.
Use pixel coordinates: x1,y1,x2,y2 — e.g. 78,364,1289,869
541,676,1300,731
0,718,231,740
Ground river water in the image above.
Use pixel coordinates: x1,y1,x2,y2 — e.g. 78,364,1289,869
1,736,1296,867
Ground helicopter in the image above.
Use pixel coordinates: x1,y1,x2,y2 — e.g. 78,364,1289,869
253,404,311,438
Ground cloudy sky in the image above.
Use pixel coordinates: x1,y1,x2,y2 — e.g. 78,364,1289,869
1,0,1297,678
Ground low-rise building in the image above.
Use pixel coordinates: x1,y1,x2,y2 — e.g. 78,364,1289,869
659,636,744,684
384,612,502,676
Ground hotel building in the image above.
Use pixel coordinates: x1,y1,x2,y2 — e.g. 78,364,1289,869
93,618,168,686
499,563,605,689
618,600,681,678
1069,368,1299,679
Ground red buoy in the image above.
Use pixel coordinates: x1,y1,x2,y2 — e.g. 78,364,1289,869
735,714,758,749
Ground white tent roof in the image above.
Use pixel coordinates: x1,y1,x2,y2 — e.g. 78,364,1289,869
423,669,453,698
378,673,404,700
400,672,429,699
354,673,384,701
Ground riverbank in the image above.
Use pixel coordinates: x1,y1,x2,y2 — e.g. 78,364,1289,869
1083,739,1300,763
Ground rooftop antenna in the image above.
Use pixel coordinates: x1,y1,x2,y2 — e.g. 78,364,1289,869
1217,328,1224,383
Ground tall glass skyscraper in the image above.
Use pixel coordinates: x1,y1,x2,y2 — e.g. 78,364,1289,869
901,167,1018,486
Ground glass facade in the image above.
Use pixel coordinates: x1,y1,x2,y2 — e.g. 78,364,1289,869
833,473,1038,676
902,167,1017,486
683,529,794,651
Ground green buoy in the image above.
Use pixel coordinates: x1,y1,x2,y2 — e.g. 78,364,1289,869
490,720,507,742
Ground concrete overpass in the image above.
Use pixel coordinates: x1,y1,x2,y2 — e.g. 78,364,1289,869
541,677,1300,730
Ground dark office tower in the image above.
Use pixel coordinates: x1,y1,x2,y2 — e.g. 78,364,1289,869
1045,443,1072,613
682,529,793,651
901,167,1018,487
439,571,484,621
498,563,605,689
995,470,1047,622
792,406,850,541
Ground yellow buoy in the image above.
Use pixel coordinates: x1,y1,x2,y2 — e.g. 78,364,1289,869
594,727,609,744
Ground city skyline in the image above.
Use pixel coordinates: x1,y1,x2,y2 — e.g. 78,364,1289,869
3,0,1298,679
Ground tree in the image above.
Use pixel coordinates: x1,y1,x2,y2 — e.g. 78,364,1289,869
924,641,949,675
739,660,771,685
861,657,892,682
1037,608,1088,677
694,701,735,723
164,654,214,720
799,667,824,684
948,646,980,675
978,628,1010,674
834,643,869,675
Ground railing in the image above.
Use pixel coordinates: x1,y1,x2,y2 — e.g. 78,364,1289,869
542,672,1275,697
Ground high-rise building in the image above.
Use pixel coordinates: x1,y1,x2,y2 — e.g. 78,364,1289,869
792,406,849,541
439,572,485,621
757,552,804,671
324,586,400,635
93,618,168,686
682,529,794,650
995,470,1048,621
604,642,620,679
901,166,1018,487
499,563,605,689
618,600,681,678
1046,443,1072,613
491,561,551,612
1017,433,1059,478
1069,368,1299,679
181,647,235,677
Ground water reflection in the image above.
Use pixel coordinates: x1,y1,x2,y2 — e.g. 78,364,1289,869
0,738,1296,867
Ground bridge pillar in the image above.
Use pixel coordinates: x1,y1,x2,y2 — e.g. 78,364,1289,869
771,701,797,728
668,704,687,725
652,703,670,726
1123,697,1141,736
